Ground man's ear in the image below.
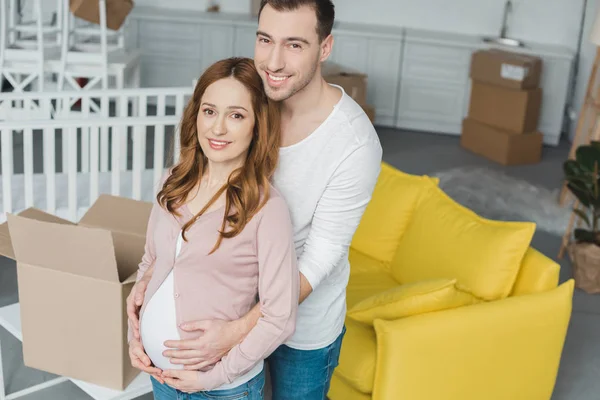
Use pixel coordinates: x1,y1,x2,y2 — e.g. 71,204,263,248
320,34,334,62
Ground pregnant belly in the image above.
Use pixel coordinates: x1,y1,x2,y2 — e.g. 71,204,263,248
140,270,183,371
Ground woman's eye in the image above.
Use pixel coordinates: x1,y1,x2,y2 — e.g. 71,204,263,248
232,113,244,119
203,109,214,115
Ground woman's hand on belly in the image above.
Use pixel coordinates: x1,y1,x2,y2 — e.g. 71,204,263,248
128,338,164,384
162,370,203,393
126,266,154,340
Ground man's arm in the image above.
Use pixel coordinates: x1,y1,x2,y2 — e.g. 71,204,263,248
239,272,312,332
240,140,382,330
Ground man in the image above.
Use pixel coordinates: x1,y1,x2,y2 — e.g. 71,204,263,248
127,0,382,398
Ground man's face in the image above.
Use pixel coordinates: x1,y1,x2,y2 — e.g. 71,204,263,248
254,4,326,102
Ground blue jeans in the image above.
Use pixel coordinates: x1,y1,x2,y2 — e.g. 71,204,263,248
151,368,265,400
267,326,346,400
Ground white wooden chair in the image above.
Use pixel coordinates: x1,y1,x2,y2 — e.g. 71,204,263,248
50,0,142,174
0,0,63,122
54,0,141,95
0,0,63,93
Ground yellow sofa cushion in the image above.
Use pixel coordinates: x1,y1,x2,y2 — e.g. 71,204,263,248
347,270,399,310
391,184,536,300
335,318,377,394
348,247,387,275
347,278,478,324
351,162,438,266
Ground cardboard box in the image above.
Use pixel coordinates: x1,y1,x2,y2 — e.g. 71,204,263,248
470,49,542,90
323,62,368,105
251,0,261,16
69,0,134,31
0,195,152,390
361,104,375,123
468,81,542,134
461,118,542,165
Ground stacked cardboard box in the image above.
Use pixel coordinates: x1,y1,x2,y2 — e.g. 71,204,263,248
461,49,544,165
322,62,376,123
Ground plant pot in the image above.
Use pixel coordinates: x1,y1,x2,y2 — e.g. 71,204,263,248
568,242,600,294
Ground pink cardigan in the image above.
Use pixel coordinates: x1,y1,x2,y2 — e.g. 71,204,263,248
128,183,299,390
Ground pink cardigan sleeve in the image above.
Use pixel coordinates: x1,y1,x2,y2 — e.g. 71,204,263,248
195,195,300,390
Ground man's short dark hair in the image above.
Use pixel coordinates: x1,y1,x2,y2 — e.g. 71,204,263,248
259,0,335,43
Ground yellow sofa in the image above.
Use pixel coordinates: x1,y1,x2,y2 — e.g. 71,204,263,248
328,163,574,400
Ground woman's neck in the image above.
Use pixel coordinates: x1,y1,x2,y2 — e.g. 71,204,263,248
201,159,243,189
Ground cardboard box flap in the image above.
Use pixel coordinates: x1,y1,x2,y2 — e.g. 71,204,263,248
79,194,153,237
0,208,75,260
7,214,119,282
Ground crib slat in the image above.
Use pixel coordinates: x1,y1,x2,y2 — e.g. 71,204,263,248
111,124,121,197
100,96,110,172
23,127,34,208
43,126,56,214
174,94,184,164
132,95,147,200
157,94,166,118
61,98,70,173
132,122,143,200
139,94,148,168
154,95,166,188
81,97,91,173
1,129,13,214
90,126,100,204
118,94,128,173
67,127,78,221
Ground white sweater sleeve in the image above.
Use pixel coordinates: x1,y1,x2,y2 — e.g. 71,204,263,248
298,140,382,290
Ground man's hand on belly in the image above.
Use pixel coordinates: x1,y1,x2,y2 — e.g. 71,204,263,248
161,272,313,370
162,318,247,370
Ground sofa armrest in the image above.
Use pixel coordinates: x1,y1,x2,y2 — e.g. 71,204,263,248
372,280,574,400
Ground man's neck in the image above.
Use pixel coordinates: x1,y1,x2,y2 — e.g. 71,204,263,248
281,75,332,120
278,76,343,147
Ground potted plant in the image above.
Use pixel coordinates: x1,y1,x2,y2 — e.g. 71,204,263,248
563,141,600,294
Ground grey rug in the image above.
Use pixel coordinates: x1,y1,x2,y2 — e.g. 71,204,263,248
432,166,573,236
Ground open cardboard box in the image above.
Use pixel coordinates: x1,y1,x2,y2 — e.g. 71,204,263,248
0,195,152,390
322,61,368,106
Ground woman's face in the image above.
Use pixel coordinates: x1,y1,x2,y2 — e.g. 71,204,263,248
197,77,256,167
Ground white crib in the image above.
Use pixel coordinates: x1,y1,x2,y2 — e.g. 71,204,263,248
0,87,194,222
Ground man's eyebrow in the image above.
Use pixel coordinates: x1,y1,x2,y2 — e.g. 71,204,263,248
257,30,310,45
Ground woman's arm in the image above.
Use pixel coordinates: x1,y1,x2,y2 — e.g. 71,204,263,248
193,195,300,390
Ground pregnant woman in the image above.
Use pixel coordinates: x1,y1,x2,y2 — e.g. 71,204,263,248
127,57,299,400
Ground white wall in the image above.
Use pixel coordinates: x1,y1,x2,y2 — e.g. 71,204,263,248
137,0,585,49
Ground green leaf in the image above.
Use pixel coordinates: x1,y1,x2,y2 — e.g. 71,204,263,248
564,159,586,177
575,145,600,173
567,182,592,208
574,208,591,228
591,141,600,151
574,228,597,243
